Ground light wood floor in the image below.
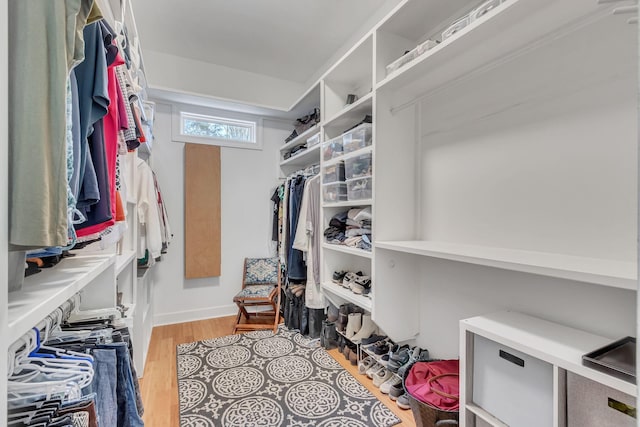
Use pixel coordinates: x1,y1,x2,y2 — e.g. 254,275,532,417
140,316,417,427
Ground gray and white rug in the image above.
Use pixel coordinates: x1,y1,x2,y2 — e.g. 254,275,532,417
177,325,401,427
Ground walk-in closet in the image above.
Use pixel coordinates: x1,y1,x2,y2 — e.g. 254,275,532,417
3,0,638,426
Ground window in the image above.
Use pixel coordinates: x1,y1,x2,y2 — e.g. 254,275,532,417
172,104,262,150
181,112,255,143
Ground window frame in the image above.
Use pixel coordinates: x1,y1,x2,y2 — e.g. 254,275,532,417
171,103,263,150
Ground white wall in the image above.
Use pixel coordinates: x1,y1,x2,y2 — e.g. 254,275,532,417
150,102,290,325
144,50,306,111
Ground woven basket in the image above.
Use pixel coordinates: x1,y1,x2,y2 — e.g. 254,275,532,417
402,361,459,427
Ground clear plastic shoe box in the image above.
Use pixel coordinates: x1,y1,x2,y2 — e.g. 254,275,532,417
342,123,372,154
385,39,438,76
346,176,373,201
322,162,345,184
323,182,348,203
345,153,372,180
322,136,343,161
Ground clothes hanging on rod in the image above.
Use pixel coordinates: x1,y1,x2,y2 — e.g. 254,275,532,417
7,294,144,427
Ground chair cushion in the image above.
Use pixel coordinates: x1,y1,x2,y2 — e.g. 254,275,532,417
234,284,276,299
244,258,279,284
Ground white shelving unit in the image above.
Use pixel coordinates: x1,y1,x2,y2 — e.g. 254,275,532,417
323,243,372,259
375,240,636,290
8,254,116,344
460,311,637,426
321,281,372,312
279,142,321,169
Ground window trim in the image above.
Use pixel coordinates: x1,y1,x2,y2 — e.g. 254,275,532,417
171,103,263,150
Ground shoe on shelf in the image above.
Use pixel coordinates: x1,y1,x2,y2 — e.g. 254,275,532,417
387,346,412,373
366,363,382,379
380,376,403,394
332,270,347,284
350,275,371,294
358,356,376,375
350,314,378,344
373,367,393,388
396,393,411,410
378,344,398,367
372,341,391,356
337,304,349,332
342,271,363,289
345,312,362,339
389,382,404,401
349,348,358,366
360,334,387,346
327,303,339,322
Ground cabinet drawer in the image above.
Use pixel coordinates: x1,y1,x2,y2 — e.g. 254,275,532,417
473,335,554,427
567,372,635,427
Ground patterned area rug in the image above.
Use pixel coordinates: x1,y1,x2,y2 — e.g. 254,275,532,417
177,325,401,427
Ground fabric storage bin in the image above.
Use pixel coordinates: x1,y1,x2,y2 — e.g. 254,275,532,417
342,123,372,153
8,250,26,292
322,137,343,161
345,152,372,180
307,132,320,147
323,182,348,202
567,372,635,427
322,162,345,184
472,335,553,427
346,176,372,201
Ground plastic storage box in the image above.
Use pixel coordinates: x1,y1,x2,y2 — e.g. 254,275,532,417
442,14,471,41
322,136,343,161
323,182,348,203
307,132,321,147
345,153,372,180
322,162,345,184
471,0,502,21
346,176,372,201
385,39,438,76
342,123,372,154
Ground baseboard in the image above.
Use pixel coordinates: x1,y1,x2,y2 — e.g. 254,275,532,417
153,304,237,326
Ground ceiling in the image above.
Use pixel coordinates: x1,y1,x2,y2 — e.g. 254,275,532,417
132,0,392,85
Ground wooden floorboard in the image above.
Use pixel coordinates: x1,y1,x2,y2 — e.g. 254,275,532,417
140,316,417,426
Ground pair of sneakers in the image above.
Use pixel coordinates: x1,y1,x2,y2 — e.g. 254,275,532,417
333,270,371,294
387,382,411,410
387,346,430,377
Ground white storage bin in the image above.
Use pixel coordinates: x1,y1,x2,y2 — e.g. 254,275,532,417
307,132,320,147
346,176,372,201
472,335,554,427
342,123,372,153
322,136,343,161
567,372,635,427
9,250,26,292
442,14,471,41
323,182,348,203
344,153,372,180
322,162,345,184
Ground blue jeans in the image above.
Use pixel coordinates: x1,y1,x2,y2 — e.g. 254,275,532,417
92,349,118,427
97,343,144,427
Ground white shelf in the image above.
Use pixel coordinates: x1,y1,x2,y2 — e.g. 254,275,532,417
279,143,321,168
7,254,115,343
323,199,373,209
375,240,636,290
461,311,637,397
280,125,320,152
323,243,372,259
321,282,372,312
323,93,373,131
466,403,509,427
116,250,137,275
376,0,607,107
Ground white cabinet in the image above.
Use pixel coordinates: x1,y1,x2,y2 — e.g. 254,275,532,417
460,311,637,427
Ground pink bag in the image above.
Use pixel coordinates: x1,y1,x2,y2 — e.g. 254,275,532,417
405,360,460,411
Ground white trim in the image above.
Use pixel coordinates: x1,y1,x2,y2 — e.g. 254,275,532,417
153,304,238,326
171,103,264,150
